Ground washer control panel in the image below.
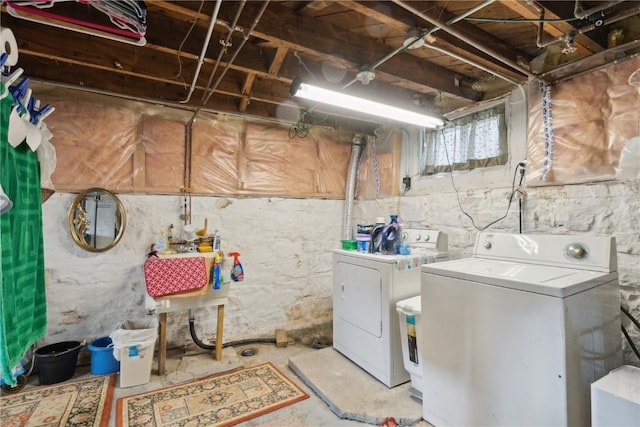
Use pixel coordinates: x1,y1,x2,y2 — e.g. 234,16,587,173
565,243,587,259
474,232,615,272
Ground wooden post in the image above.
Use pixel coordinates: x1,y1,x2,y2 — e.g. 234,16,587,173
158,312,167,375
215,305,224,361
275,328,288,347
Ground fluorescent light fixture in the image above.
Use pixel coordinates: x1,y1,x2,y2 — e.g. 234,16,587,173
290,80,444,128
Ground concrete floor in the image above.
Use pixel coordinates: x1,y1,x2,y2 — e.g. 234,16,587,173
102,341,432,426
8,340,433,426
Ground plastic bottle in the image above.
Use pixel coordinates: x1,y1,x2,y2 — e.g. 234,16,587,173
369,217,386,253
228,252,244,281
381,215,401,255
213,230,221,252
155,230,168,253
212,252,221,289
391,214,403,254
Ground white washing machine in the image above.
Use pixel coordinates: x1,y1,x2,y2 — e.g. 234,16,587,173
420,232,622,427
333,228,448,388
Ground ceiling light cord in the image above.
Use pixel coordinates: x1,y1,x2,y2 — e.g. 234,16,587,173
293,51,318,81
288,110,315,139
174,0,205,84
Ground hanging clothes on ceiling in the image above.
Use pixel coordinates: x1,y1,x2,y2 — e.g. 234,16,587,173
5,0,147,45
0,27,49,387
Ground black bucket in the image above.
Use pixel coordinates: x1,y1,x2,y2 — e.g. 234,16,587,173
35,341,83,385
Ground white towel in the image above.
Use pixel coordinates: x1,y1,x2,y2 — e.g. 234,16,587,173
0,183,12,215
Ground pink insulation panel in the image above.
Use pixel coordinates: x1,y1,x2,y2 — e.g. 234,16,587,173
47,101,139,190
141,117,185,192
243,123,317,195
191,119,241,194
527,56,639,185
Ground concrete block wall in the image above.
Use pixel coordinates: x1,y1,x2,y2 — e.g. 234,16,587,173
41,194,344,350
40,180,638,365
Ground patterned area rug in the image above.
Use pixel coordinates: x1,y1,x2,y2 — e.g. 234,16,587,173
0,375,114,426
117,362,309,427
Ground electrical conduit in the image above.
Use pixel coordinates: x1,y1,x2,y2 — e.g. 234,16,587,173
180,0,223,104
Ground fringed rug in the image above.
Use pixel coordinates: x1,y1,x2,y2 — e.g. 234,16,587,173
0,375,114,426
116,362,309,427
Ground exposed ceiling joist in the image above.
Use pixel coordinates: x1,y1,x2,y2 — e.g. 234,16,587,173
2,1,639,132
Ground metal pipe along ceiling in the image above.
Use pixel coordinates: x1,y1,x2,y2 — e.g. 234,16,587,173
306,0,497,115
188,1,269,125
425,0,496,37
573,0,625,19
199,0,247,105
533,0,640,49
392,0,537,79
344,0,496,90
418,0,523,87
423,43,523,87
180,0,223,104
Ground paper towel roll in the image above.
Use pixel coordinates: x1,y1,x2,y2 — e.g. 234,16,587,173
1,28,19,66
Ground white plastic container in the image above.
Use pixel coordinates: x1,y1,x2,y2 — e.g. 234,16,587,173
119,341,156,388
591,365,640,427
110,318,158,388
396,295,423,400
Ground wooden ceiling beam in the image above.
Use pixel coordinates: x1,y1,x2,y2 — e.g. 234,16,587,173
195,2,483,100
338,1,527,82
7,12,433,120
269,47,289,76
239,74,256,112
296,1,335,16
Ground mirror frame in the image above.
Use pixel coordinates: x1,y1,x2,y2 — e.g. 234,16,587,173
68,188,126,252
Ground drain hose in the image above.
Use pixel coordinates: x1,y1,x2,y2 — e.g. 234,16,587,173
188,313,276,350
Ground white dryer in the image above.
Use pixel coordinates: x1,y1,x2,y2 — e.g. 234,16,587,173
333,229,447,388
420,232,622,427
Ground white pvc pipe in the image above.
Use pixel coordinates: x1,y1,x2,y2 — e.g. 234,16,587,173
180,0,223,104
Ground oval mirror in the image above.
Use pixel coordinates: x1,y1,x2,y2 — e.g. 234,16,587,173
68,188,126,252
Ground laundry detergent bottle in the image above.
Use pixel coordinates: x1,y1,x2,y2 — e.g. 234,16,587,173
369,217,386,253
381,215,402,255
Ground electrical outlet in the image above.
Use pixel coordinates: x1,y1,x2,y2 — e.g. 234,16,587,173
402,176,411,190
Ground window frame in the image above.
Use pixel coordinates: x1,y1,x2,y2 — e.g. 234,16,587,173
421,97,509,176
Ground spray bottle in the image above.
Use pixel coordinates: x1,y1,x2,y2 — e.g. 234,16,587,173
228,252,244,281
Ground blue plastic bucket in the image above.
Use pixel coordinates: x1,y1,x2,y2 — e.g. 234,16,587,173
88,337,120,375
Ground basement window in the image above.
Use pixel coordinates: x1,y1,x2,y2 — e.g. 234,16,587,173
421,103,507,175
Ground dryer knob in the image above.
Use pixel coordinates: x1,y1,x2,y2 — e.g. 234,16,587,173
484,241,492,249
566,244,587,259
